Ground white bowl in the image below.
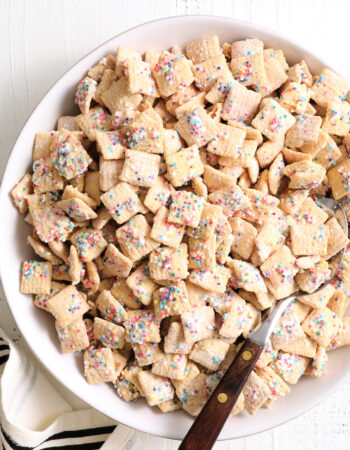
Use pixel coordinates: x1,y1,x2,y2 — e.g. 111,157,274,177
1,15,349,441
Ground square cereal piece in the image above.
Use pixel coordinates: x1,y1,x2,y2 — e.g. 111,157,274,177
100,182,144,224
256,140,284,168
99,157,123,192
154,52,194,97
52,264,72,282
101,77,142,114
172,360,201,391
311,68,349,108
189,264,230,294
243,371,271,415
279,82,311,114
208,185,251,218
76,107,112,141
33,131,57,160
188,234,216,270
229,217,257,260
56,197,97,221
326,217,349,259
84,347,116,384
279,189,309,215
306,345,328,377
112,350,128,377
168,190,204,228
252,98,295,142
164,321,193,354
126,107,163,154
187,203,223,240
34,281,65,310
96,289,128,323
253,222,285,264
32,158,64,194
47,285,89,325
158,397,182,413
207,289,243,315
55,317,89,353
144,176,174,213
231,38,263,58
295,261,331,293
259,246,297,299
51,130,92,179
175,92,206,118
287,60,313,87
162,129,182,157
221,80,261,123
111,279,141,310
71,229,107,262
138,371,174,406
271,352,310,384
285,114,322,148
116,46,141,76
177,372,208,416
327,290,350,318
295,197,329,225
181,306,215,344
165,85,198,116
270,311,305,350
207,123,246,157
115,365,143,401
302,307,342,347
189,338,229,371
133,342,163,366
61,184,97,208
278,335,316,359
116,214,159,262
219,295,248,340
74,76,97,114
218,139,258,169
93,317,125,349
88,54,115,82
124,309,161,344
328,159,350,200
149,244,188,283
313,134,342,169
255,49,288,97
165,145,204,187
126,59,158,96
322,100,350,137
126,263,158,305
94,68,117,104
153,282,191,319
152,353,187,380
57,116,82,131
101,243,133,278
174,107,218,147
151,206,185,248
256,366,290,406
291,223,329,257
283,160,326,190
186,35,221,64
20,260,52,295
120,150,160,187
327,317,350,350
11,173,33,213
192,54,232,92
96,130,126,160
229,260,267,294
231,51,266,88
298,283,335,309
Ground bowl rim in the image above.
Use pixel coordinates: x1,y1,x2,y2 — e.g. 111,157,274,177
1,14,349,441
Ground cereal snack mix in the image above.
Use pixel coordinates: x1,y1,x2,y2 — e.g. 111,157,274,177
12,34,350,420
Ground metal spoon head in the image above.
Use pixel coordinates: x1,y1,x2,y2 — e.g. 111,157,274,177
250,196,348,346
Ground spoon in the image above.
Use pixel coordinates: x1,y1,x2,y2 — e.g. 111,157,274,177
179,196,348,450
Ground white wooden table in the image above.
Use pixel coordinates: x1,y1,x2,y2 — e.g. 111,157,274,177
1,0,350,448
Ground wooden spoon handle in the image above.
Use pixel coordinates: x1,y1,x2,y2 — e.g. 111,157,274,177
179,340,263,450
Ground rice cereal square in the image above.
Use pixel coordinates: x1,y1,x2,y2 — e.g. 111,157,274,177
151,206,185,248
76,107,112,141
93,317,125,349
74,76,97,114
271,352,310,384
221,79,261,123
188,235,216,270
153,281,191,319
96,130,126,160
126,263,158,305
55,317,90,353
101,243,133,278
152,353,187,380
100,182,144,224
243,371,271,415
71,229,107,262
189,265,230,294
181,306,215,344
32,158,64,194
143,176,174,214
174,107,218,147
149,244,188,283
302,307,342,347
84,347,116,384
124,310,161,344
164,321,193,354
47,285,90,325
168,190,204,227
96,289,128,323
165,145,204,187
120,150,160,187
154,52,194,97
189,338,229,371
20,260,52,295
138,371,174,406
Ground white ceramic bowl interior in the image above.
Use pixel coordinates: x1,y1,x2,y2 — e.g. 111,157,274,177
1,15,349,441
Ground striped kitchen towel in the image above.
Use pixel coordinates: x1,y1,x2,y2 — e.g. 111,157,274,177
0,329,144,450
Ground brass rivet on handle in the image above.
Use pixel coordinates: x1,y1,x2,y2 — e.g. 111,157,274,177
217,393,228,403
242,350,252,361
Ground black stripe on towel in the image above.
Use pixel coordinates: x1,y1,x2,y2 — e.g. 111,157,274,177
46,442,106,450
0,345,10,352
0,354,9,366
0,426,33,449
46,426,116,441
